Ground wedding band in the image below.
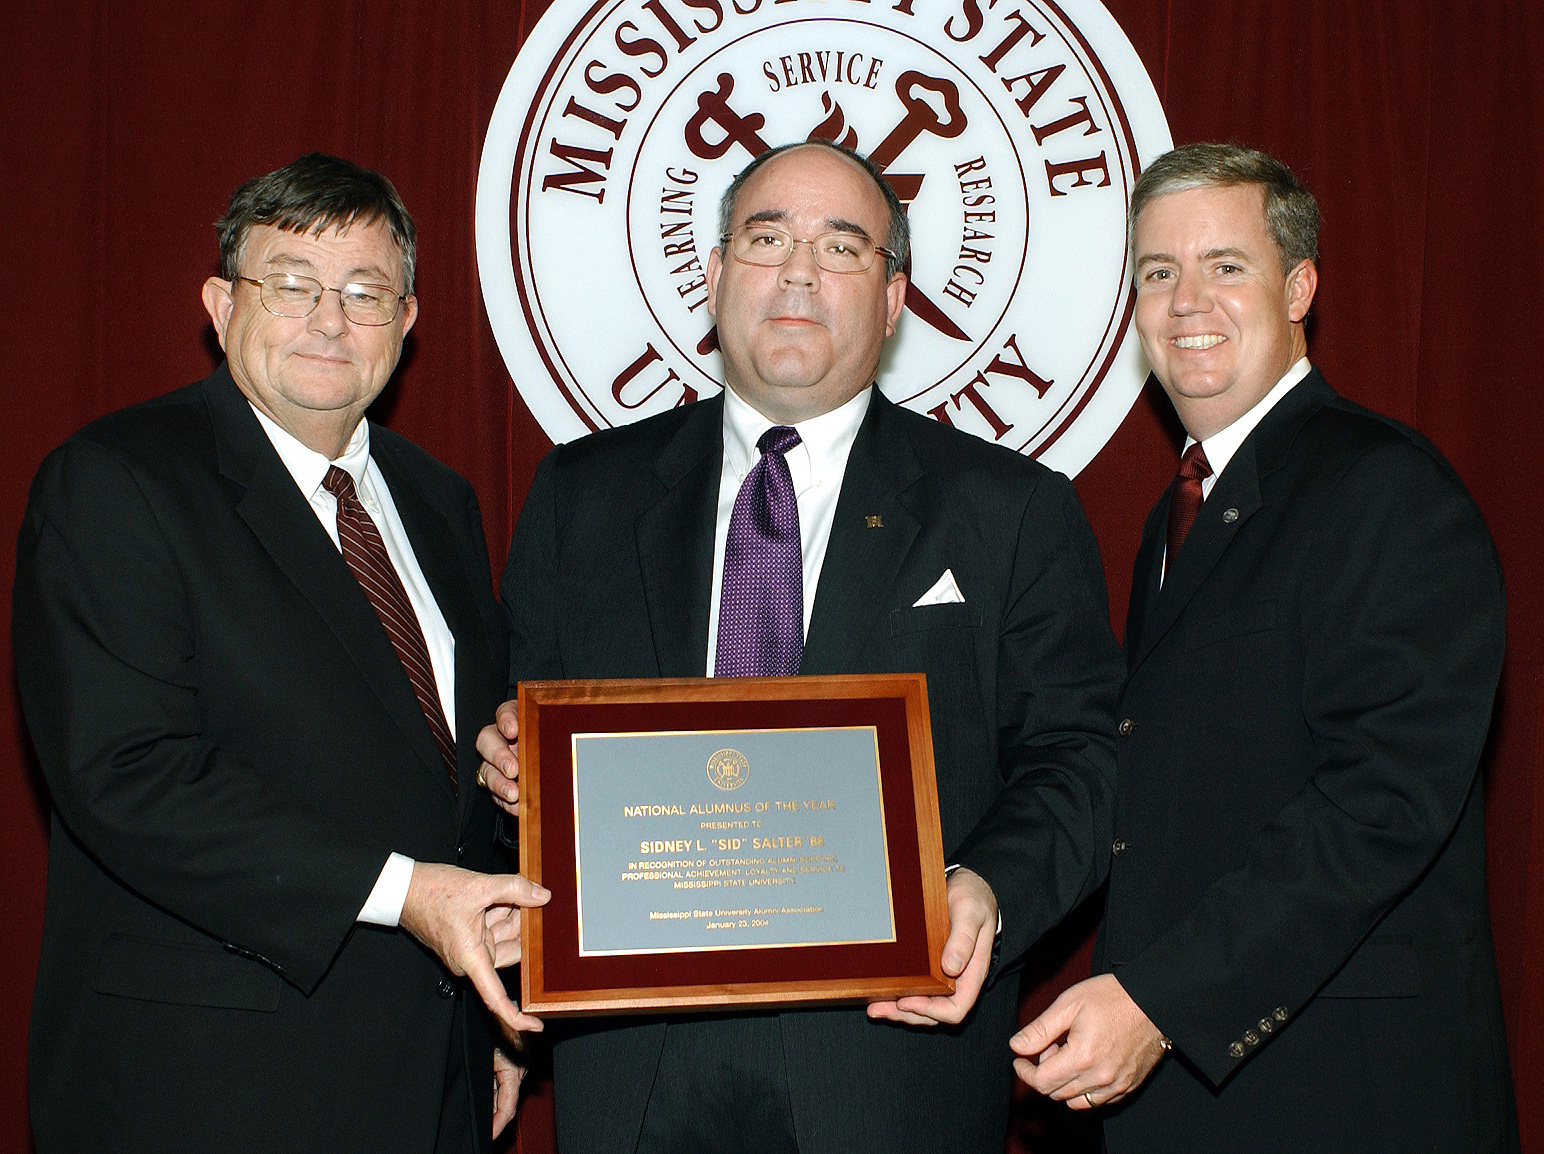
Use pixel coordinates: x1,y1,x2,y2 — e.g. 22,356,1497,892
1084,1092,1096,1108
476,768,487,789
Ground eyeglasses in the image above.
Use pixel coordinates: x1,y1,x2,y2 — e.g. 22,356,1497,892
236,273,408,326
722,226,895,274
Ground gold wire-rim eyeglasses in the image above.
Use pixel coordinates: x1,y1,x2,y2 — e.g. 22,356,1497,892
721,226,897,274
235,273,408,326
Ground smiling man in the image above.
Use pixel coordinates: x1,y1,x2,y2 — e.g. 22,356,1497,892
15,154,548,1154
476,140,1123,1153
1010,143,1518,1152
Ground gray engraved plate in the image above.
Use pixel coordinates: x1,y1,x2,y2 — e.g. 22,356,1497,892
572,727,895,956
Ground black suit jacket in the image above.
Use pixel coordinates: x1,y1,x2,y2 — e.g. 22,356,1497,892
1098,371,1517,1152
14,366,510,1153
503,390,1123,1153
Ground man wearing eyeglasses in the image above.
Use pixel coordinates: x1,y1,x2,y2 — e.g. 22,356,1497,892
15,154,548,1154
475,140,1122,1154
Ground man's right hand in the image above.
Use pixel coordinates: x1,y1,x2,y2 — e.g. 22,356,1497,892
397,861,549,1037
476,699,520,816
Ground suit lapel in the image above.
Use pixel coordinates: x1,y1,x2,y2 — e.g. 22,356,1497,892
1123,500,1166,661
802,392,923,673
205,369,451,796
635,397,723,677
1127,442,1264,677
1126,370,1335,677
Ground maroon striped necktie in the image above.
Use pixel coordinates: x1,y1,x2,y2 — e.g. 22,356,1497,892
323,465,457,789
1165,442,1213,569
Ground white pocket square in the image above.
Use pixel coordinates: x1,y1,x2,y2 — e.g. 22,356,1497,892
912,568,965,607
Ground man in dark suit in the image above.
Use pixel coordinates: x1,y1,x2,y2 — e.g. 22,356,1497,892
475,140,1123,1153
14,154,549,1154
1011,143,1519,1151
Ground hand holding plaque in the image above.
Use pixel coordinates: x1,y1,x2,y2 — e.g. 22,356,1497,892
476,700,523,815
867,865,997,1026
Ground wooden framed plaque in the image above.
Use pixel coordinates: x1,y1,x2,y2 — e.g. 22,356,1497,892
517,673,952,1015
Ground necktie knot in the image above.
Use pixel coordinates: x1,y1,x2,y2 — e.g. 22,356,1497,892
1179,442,1212,483
322,464,358,504
758,426,801,457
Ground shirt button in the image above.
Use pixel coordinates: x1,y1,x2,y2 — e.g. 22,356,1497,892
436,978,456,998
1118,718,1135,736
1112,839,1127,856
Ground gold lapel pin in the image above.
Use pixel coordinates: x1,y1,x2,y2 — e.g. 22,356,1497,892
1222,508,1239,523
865,515,883,529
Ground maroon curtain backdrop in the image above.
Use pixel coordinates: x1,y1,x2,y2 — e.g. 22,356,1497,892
1,4,1539,1152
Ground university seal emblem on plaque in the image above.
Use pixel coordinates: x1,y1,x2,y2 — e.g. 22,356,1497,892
478,0,1170,476
705,747,751,790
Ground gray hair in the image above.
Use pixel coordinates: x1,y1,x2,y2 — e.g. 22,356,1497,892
216,153,418,292
716,140,911,280
1129,142,1319,272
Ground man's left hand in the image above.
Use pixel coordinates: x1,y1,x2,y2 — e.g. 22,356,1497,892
397,862,549,1037
866,866,997,1026
492,1045,524,1138
1010,973,1167,1109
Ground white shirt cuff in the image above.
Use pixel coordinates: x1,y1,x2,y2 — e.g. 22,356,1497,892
357,852,415,926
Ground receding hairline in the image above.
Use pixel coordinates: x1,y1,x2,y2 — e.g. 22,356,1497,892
726,143,890,223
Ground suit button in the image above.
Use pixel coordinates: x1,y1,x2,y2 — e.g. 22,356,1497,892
1273,1006,1289,1022
1118,718,1134,736
1243,1030,1259,1046
1258,1018,1273,1035
436,978,456,998
456,842,467,860
1112,839,1127,856
1228,1042,1245,1059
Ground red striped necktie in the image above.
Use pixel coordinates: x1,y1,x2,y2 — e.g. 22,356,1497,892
323,465,457,789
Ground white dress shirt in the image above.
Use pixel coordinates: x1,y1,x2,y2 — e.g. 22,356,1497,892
705,384,871,676
251,405,455,926
1163,358,1312,580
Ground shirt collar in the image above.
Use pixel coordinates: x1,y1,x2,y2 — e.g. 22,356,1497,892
721,383,872,490
248,403,371,498
1188,357,1312,481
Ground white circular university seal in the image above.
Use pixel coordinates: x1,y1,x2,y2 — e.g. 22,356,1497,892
478,0,1170,476
705,747,750,789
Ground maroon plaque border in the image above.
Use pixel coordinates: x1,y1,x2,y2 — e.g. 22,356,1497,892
518,674,952,1015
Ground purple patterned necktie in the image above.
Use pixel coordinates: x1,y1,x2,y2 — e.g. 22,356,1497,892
715,426,804,677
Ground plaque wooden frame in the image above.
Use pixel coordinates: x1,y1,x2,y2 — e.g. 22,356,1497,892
518,673,952,1016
